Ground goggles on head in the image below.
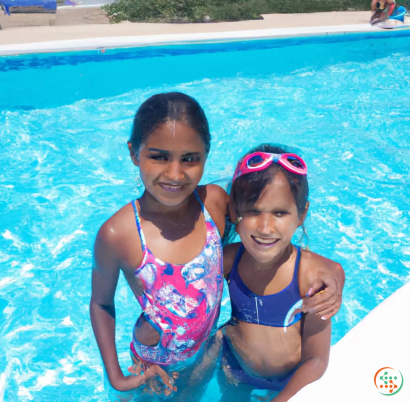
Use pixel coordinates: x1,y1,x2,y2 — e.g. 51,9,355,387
232,152,307,182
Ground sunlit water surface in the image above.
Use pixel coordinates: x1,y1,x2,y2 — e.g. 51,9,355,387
1,32,410,401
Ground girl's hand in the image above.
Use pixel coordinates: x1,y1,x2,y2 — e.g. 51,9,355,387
145,366,178,397
127,360,178,396
302,262,344,320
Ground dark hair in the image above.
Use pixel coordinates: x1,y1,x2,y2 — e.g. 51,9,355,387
129,92,211,154
231,144,309,217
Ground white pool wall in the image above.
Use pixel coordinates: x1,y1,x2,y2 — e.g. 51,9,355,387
291,282,410,401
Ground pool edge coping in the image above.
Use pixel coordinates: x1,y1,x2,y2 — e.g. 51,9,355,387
1,23,409,56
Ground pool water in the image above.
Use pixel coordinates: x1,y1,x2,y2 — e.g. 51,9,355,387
1,32,409,401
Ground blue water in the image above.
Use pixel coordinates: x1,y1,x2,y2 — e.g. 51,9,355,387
1,32,409,401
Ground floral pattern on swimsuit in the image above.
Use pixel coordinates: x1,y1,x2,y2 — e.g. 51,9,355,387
130,193,224,365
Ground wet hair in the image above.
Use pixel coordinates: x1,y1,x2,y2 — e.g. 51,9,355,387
129,92,211,154
231,144,309,218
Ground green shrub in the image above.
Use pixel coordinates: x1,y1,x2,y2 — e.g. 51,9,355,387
102,0,206,23
103,0,373,24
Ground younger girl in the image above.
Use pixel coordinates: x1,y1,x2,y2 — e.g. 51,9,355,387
90,93,344,398
218,144,338,401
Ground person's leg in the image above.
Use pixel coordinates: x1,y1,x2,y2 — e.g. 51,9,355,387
170,331,224,401
217,360,253,402
370,8,389,24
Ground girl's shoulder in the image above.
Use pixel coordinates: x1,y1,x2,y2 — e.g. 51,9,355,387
196,184,230,236
223,242,242,277
196,184,229,211
298,247,342,296
95,202,143,268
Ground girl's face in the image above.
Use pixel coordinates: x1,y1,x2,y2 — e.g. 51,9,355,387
129,120,207,207
236,172,307,264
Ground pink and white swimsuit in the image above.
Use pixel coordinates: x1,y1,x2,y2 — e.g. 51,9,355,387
130,191,223,365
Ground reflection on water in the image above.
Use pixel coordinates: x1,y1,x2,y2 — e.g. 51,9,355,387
0,35,409,401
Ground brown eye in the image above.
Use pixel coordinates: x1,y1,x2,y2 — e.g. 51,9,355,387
150,154,168,161
182,156,200,163
275,211,289,217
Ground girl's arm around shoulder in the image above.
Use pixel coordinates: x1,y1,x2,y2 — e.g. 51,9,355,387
299,248,345,320
197,184,230,237
223,242,242,279
273,312,331,402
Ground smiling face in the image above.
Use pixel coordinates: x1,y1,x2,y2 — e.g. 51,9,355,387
236,171,308,264
128,120,207,207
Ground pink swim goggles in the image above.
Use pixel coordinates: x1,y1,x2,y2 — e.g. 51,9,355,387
233,152,307,182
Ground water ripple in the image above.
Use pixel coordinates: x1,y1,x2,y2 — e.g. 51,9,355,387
1,35,409,401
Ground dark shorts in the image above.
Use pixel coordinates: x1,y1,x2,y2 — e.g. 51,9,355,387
221,330,296,391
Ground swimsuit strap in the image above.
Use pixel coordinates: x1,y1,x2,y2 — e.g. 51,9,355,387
229,244,245,280
292,245,301,288
132,194,205,249
193,190,204,211
193,189,213,225
132,190,218,270
131,200,148,266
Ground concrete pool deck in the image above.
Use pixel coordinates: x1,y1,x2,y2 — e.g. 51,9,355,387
0,11,373,44
2,9,406,56
0,10,381,52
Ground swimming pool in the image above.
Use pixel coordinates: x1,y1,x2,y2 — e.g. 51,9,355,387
1,31,409,401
